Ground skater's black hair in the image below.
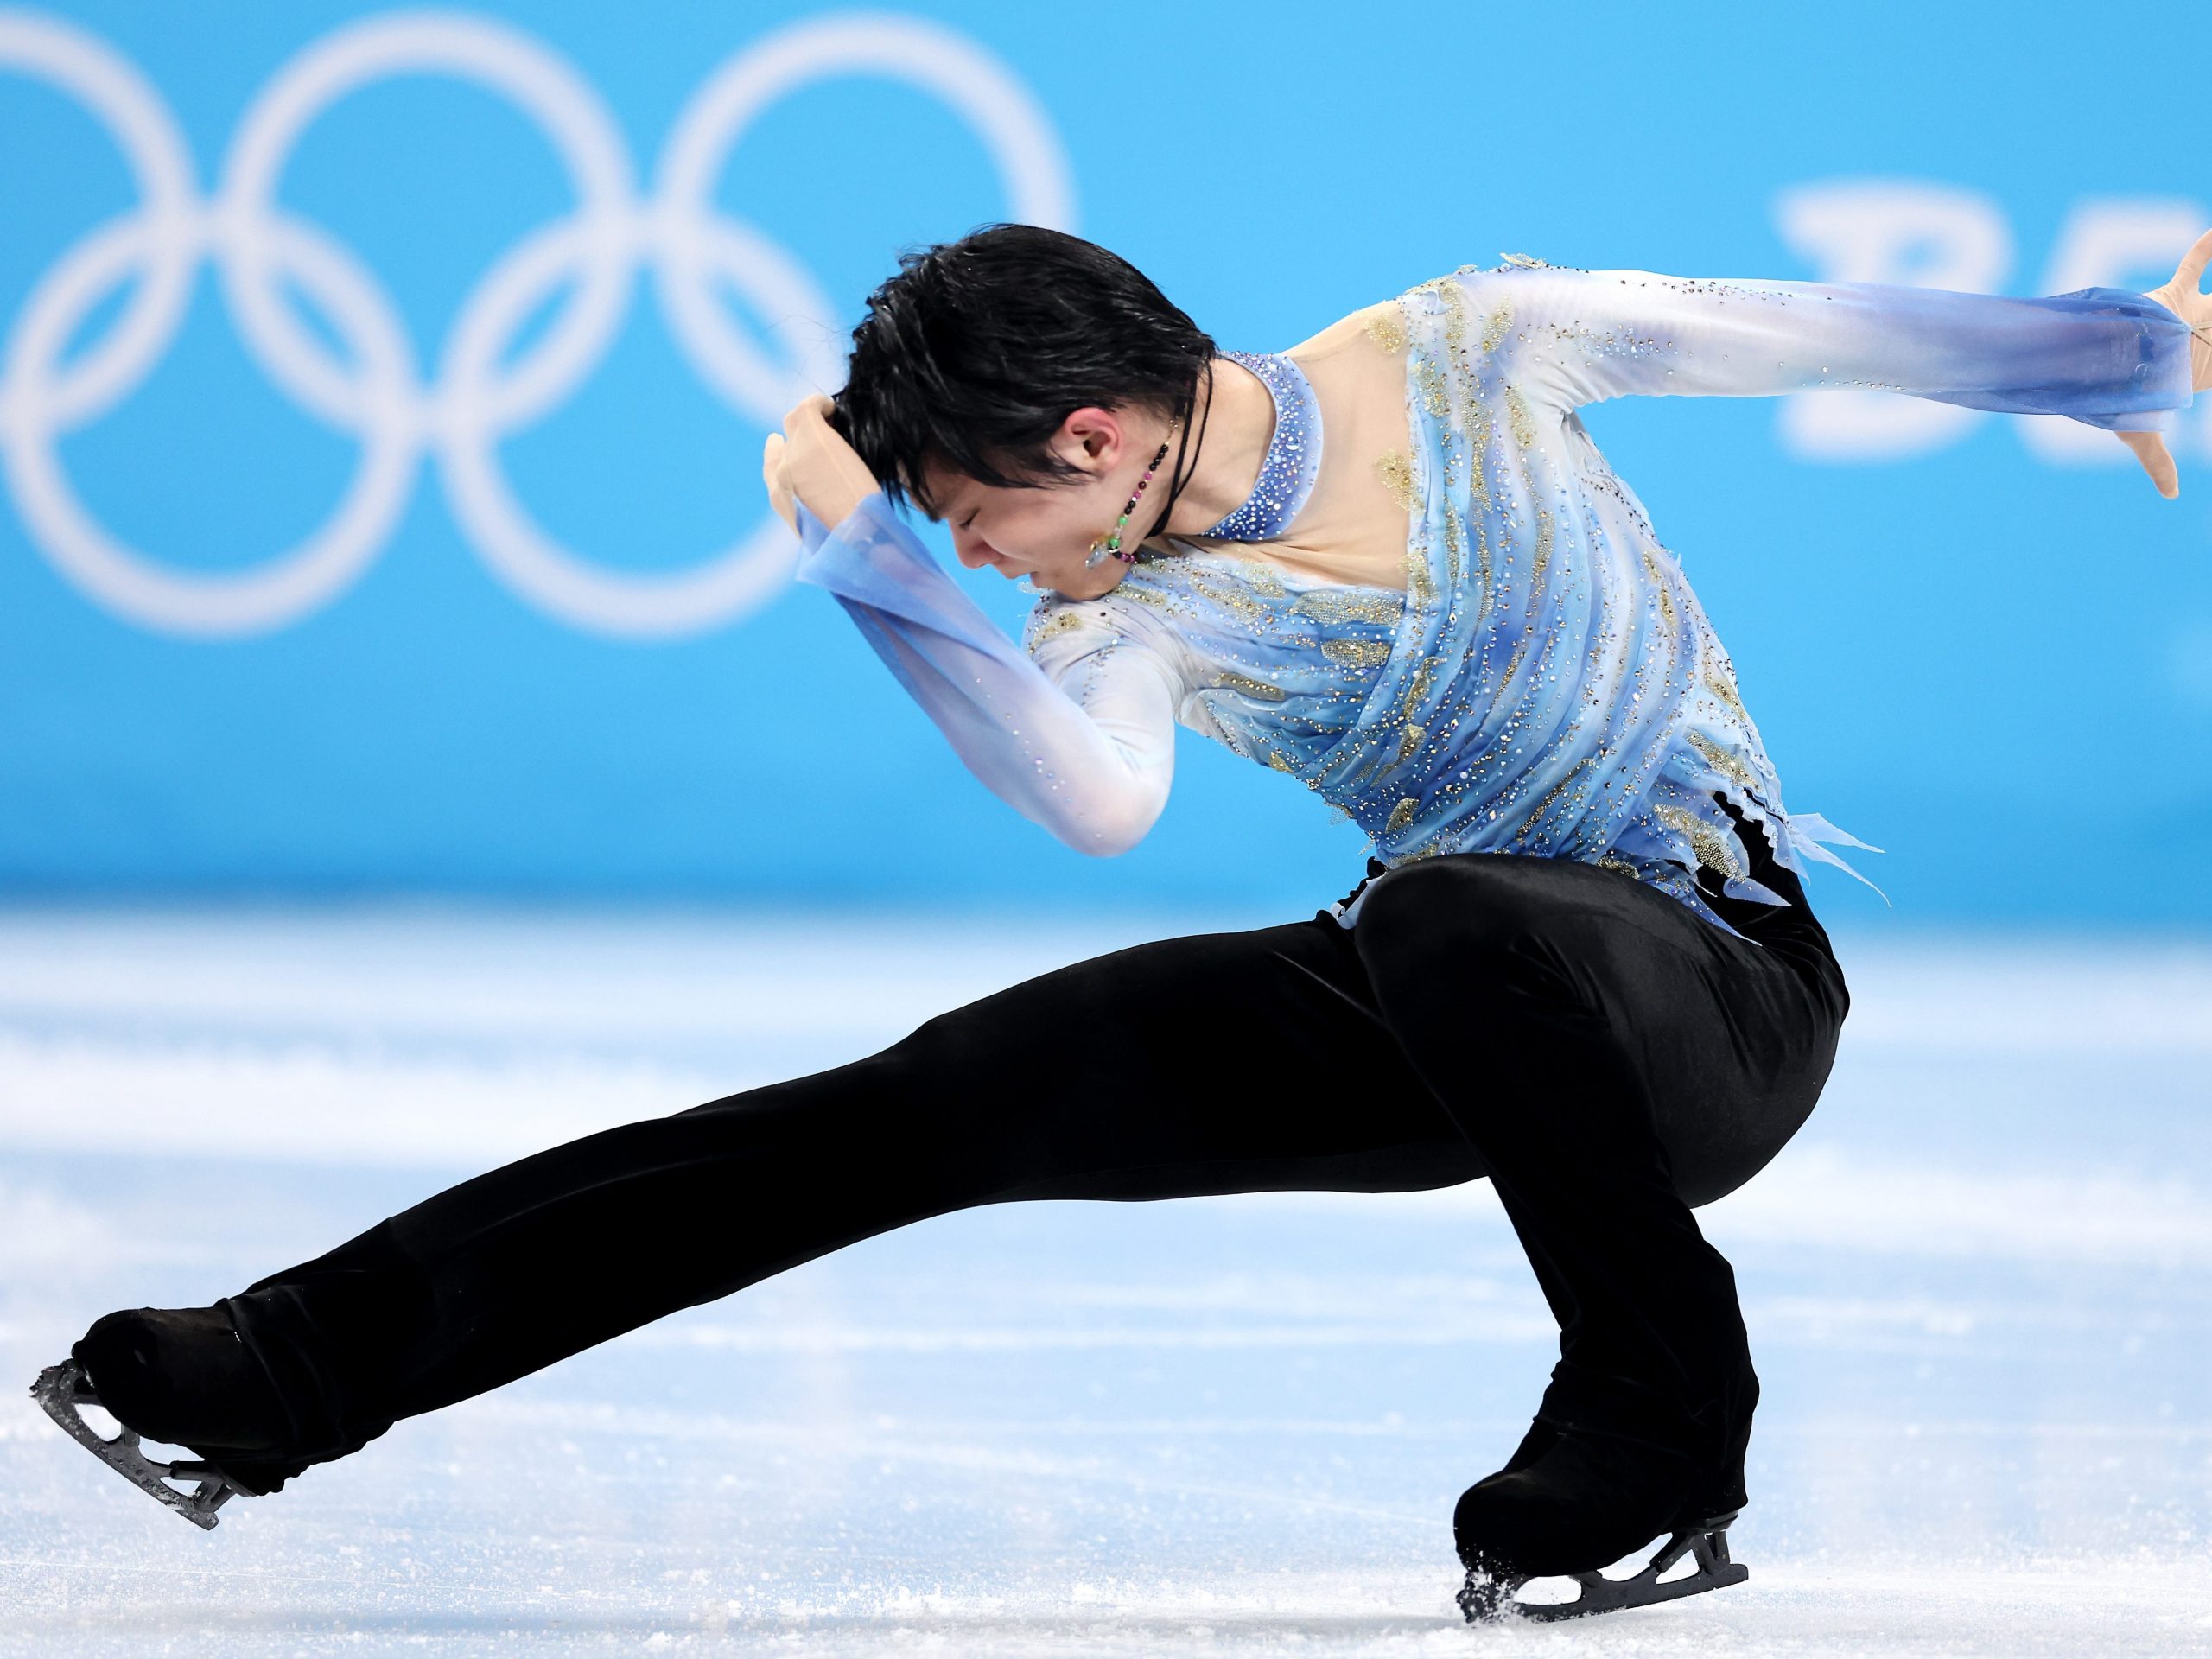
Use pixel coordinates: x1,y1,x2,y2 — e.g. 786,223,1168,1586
830,224,1218,521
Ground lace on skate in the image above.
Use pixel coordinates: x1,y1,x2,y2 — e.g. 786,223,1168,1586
30,1359,249,1529
1457,1510,1749,1623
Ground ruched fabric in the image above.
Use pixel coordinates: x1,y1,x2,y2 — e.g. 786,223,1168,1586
801,265,2193,938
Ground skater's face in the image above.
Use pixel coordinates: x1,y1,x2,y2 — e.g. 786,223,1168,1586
917,402,1176,602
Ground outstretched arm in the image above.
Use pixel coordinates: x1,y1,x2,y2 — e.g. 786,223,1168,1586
2117,227,2212,497
1469,228,2209,492
765,400,1179,855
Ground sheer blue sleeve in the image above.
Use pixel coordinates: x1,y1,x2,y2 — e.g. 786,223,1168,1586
791,493,1181,855
1468,264,2195,434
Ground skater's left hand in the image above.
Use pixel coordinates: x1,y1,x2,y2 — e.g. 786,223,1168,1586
763,393,879,534
2118,226,2212,499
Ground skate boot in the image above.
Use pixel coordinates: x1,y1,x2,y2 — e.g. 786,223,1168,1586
1453,1363,1755,1622
31,1306,306,1529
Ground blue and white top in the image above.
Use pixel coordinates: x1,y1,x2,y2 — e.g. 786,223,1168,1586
794,262,2194,939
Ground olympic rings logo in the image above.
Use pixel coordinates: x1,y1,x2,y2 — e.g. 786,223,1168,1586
0,8,1075,638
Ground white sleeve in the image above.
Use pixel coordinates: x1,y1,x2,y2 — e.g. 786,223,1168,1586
791,493,1180,856
1461,263,2196,434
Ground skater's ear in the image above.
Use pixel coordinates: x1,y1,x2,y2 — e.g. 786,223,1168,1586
1046,406,1134,482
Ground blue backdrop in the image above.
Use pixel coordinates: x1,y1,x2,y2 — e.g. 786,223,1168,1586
3,2,2208,925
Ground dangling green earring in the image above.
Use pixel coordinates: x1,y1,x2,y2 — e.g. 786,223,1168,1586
1085,429,1176,569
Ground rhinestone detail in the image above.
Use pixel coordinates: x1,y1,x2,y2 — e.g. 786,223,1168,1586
1202,350,1323,542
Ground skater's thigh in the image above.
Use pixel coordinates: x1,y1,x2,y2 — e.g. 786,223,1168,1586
1355,853,1844,1207
733,914,1484,1205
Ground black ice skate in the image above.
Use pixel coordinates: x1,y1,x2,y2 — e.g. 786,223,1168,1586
30,1359,251,1529
34,1304,308,1528
1455,1509,1748,1622
1451,1403,1753,1623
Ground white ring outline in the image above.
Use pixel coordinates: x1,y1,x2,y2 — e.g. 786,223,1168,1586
0,10,195,429
215,10,636,435
446,10,1076,636
8,211,419,635
0,7,1078,638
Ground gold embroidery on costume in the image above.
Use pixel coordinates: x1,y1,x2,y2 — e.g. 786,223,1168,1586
1640,548,1679,632
1228,557,1288,599
1321,638,1394,669
1025,608,1084,653
1529,505,1556,599
1184,565,1276,629
1376,449,1421,512
1296,588,1403,627
1504,384,1537,450
1700,642,1750,721
1686,728,1759,794
1212,670,1287,702
1414,358,1452,423
1404,537,1438,607
1521,756,1597,838
1365,308,1408,354
1464,403,1493,513
1440,280,1470,360
1655,801,1746,881
1496,504,1560,696
1385,797,1421,834
1402,654,1441,716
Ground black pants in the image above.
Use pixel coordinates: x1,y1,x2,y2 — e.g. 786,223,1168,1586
224,796,1848,1481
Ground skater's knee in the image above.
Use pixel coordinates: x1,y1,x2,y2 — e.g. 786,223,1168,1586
678,1001,1020,1167
854,1008,1032,1140
876,1004,996,1088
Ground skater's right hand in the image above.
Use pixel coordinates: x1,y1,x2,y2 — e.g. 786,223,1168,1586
764,393,878,534
2118,226,2212,499
763,430,799,535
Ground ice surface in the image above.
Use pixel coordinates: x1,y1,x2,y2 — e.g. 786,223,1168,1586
2,907,2209,1656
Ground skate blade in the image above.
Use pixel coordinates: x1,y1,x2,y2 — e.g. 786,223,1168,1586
1462,1515,1749,1623
29,1359,244,1530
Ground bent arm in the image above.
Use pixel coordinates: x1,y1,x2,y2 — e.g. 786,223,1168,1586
1472,264,2196,433
793,493,1178,855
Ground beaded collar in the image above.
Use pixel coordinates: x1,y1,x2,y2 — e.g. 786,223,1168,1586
1199,350,1322,542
